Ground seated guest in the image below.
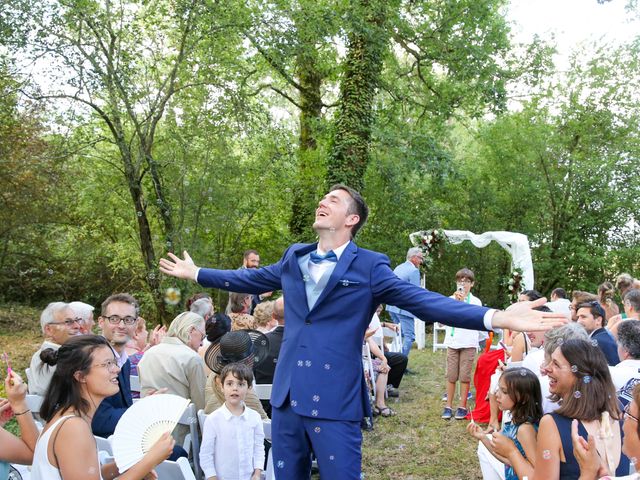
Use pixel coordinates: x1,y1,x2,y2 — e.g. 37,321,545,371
28,302,82,395
33,335,173,479
608,288,640,338
576,301,619,365
255,297,285,416
253,300,276,334
467,368,542,480
190,296,216,373
91,293,139,438
139,311,207,443
69,301,95,334
203,330,269,419
545,288,571,318
0,372,39,471
138,311,207,410
227,292,257,331
599,281,620,322
493,339,628,479
610,320,640,407
573,383,640,479
368,305,407,398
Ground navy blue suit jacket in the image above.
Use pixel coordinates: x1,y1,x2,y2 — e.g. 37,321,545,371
197,242,489,422
92,359,132,437
591,328,620,366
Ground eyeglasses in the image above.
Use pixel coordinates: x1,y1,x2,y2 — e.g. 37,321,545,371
624,403,639,423
103,315,137,325
193,327,206,340
92,359,120,372
49,317,83,327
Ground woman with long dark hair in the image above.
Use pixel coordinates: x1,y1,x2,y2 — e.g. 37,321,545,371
31,335,174,480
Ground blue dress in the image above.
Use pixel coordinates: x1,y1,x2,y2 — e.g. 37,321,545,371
502,421,538,480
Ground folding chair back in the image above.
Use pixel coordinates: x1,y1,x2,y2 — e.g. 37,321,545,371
154,457,197,480
177,402,202,480
253,383,272,401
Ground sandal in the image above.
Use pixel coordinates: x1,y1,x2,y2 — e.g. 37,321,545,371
373,406,396,417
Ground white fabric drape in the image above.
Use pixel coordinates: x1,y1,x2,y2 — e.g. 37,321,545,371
409,230,534,290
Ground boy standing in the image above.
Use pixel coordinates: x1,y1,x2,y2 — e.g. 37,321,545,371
442,268,483,420
200,363,265,480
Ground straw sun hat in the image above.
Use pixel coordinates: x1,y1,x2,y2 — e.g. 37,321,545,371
204,329,270,374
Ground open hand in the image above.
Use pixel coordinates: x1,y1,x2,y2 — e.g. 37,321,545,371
571,419,608,478
159,251,198,280
146,432,175,465
492,298,568,332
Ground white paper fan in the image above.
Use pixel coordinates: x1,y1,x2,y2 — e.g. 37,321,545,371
112,394,190,472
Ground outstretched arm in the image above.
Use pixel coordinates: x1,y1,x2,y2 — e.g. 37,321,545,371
491,298,568,333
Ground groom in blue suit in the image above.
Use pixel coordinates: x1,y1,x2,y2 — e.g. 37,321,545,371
160,184,566,480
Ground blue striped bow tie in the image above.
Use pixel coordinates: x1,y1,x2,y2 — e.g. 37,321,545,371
309,250,338,264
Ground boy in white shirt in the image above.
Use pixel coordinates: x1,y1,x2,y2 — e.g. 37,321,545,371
200,363,265,480
441,268,483,420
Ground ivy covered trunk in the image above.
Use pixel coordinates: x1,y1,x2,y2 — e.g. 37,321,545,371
327,0,393,191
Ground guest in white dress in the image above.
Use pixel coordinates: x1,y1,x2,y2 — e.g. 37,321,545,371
31,335,174,480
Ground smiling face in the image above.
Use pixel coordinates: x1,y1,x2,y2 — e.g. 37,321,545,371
547,346,577,399
495,376,515,412
78,345,120,400
45,306,83,345
313,189,359,237
220,372,249,410
243,253,260,269
99,301,137,349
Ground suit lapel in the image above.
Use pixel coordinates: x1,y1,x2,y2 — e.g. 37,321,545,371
312,241,357,309
289,243,317,315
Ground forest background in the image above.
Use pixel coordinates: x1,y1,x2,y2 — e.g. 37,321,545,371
1,0,639,322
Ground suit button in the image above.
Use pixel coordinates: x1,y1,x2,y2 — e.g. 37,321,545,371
305,320,311,325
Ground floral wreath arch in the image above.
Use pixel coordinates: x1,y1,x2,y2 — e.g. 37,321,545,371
408,229,534,304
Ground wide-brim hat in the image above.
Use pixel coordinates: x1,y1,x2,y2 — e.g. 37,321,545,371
204,329,270,374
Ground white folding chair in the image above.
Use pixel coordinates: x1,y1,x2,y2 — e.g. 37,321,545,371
197,409,207,432
262,447,275,480
253,383,272,401
154,457,197,480
129,375,140,394
383,325,402,353
94,435,113,456
262,420,272,442
432,323,448,352
362,343,376,403
177,402,202,480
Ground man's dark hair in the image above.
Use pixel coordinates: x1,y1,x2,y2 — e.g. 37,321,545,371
101,293,139,317
552,288,567,299
521,290,543,301
243,249,259,260
577,301,607,326
329,184,369,238
618,320,640,359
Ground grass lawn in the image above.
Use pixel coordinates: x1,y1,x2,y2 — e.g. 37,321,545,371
0,304,483,479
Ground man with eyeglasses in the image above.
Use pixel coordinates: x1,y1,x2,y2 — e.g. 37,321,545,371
576,301,620,366
92,293,189,461
92,292,140,437
28,301,83,395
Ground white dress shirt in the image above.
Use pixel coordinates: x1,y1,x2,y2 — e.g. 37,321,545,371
199,403,265,480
